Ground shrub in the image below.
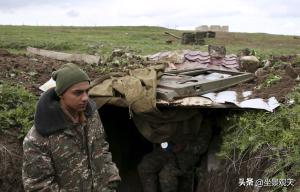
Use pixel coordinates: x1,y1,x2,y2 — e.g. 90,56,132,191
219,91,300,191
0,83,37,138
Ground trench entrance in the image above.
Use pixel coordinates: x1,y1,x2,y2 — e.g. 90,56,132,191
99,105,225,192
98,105,153,192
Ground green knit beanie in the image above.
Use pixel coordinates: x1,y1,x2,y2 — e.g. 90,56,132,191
52,63,90,95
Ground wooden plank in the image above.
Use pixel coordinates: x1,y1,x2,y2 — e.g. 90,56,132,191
27,47,100,64
164,31,181,39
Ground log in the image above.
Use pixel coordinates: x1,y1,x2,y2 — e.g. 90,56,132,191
27,47,100,64
164,31,181,39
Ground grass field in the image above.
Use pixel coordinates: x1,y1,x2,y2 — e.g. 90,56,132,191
1,25,300,58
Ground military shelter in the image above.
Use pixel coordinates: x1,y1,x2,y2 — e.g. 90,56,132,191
85,49,279,192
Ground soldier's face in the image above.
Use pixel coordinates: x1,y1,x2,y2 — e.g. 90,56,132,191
60,81,90,112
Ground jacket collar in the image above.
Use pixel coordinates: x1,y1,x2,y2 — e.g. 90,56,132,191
34,87,97,137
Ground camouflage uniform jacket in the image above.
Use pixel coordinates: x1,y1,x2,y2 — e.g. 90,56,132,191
22,88,120,192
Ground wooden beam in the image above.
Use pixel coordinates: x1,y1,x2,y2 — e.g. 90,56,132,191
27,47,100,64
164,31,181,39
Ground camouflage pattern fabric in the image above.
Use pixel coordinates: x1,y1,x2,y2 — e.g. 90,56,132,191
138,116,212,192
22,112,120,192
138,149,179,192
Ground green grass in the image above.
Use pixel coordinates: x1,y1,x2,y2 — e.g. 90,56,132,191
1,25,300,58
218,90,300,191
0,83,37,138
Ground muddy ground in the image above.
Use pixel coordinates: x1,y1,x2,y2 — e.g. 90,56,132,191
0,49,299,192
0,50,102,95
233,56,300,103
0,49,150,96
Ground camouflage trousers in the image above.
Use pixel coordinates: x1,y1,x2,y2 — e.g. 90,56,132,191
138,149,200,192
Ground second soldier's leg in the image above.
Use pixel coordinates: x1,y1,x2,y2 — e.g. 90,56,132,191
158,157,180,192
175,152,201,192
138,149,169,192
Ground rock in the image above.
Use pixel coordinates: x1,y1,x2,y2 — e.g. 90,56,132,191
255,67,265,77
263,60,271,69
112,49,125,57
240,56,260,73
29,58,39,62
208,45,226,58
240,55,259,63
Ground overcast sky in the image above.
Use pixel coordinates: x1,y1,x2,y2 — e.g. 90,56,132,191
0,0,299,35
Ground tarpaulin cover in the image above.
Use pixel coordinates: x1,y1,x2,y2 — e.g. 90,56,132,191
89,64,202,143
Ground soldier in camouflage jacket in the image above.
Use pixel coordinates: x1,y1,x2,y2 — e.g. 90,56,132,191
22,64,120,192
138,110,211,192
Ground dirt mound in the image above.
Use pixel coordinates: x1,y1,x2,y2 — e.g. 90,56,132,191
0,50,151,95
271,54,298,63
253,76,297,103
0,53,106,95
233,62,300,103
252,64,300,102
